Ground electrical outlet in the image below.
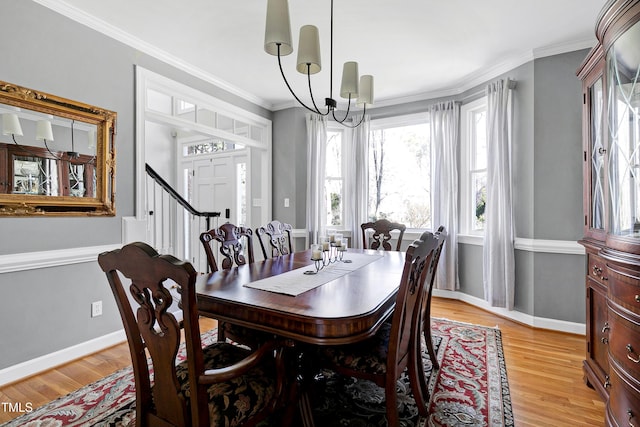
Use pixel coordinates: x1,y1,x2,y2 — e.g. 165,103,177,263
91,300,103,317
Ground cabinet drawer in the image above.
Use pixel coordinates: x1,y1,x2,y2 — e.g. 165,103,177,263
608,365,640,427
608,265,640,315
608,306,640,376
588,253,607,284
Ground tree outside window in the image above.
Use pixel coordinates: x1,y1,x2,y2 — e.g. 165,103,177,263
368,118,431,229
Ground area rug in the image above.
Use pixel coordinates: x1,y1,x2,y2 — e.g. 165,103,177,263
3,318,513,427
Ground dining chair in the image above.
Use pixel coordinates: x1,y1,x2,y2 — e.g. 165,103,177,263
200,222,269,348
256,220,293,259
98,242,294,427
419,226,447,372
410,226,447,412
318,230,439,426
361,219,407,251
200,222,255,272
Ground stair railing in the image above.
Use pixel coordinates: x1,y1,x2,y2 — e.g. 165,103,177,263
145,163,220,269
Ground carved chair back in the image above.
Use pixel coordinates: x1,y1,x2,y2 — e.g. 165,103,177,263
256,220,293,258
98,242,290,427
361,219,407,251
200,222,254,271
97,242,198,426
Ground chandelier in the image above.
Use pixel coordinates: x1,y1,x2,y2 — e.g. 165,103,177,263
264,0,374,127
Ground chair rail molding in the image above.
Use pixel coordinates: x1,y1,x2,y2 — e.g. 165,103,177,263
0,244,121,274
457,234,585,255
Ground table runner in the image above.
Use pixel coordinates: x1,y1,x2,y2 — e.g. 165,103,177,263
243,252,384,296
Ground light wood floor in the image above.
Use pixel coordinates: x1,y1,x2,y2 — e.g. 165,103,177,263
0,298,605,426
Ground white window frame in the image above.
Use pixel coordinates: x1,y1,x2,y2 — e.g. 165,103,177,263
460,96,487,243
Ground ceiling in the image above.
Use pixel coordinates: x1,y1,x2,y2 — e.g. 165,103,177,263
36,0,607,110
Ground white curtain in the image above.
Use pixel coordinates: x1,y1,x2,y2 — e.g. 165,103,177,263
483,78,515,309
429,101,459,291
345,115,370,249
306,113,328,244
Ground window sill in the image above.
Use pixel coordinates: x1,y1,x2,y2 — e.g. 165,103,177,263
457,234,483,246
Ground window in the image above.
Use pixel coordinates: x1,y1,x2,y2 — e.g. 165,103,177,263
368,114,431,229
461,97,488,234
325,129,344,227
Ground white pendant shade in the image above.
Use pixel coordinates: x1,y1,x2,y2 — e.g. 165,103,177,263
264,0,293,56
340,61,359,99
356,75,374,107
36,120,54,141
2,113,23,136
296,25,322,74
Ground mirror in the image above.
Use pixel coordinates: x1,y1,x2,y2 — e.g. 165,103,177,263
0,80,116,216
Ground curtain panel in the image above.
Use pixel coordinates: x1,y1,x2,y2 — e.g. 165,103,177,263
306,113,328,244
483,78,515,309
429,101,460,291
345,115,370,249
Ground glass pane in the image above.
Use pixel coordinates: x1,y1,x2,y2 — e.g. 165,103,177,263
217,114,234,132
175,98,195,122
472,171,487,230
368,123,431,228
146,89,172,114
608,20,640,237
234,120,249,137
326,132,342,178
197,107,216,126
325,178,342,226
473,110,487,170
13,155,59,196
325,131,342,226
250,125,263,142
590,78,605,230
236,162,246,225
68,163,86,197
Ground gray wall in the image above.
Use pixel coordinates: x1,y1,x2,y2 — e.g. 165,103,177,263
0,1,271,369
0,0,588,372
272,108,307,228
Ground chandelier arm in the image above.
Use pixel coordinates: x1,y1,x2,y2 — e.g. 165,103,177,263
277,44,322,114
307,65,330,116
331,94,353,124
333,103,367,129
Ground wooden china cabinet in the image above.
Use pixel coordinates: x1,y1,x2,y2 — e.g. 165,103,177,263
578,0,640,425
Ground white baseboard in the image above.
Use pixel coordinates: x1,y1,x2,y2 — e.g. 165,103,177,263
433,289,586,335
0,329,126,387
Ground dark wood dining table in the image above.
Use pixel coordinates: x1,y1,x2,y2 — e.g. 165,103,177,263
194,248,406,426
195,248,406,345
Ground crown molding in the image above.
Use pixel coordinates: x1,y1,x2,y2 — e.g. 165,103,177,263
31,0,273,110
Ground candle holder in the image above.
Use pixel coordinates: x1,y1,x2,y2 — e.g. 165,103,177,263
305,244,324,275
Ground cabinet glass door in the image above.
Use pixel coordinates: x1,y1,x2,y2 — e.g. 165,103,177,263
590,77,605,231
608,20,640,237
12,155,60,196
